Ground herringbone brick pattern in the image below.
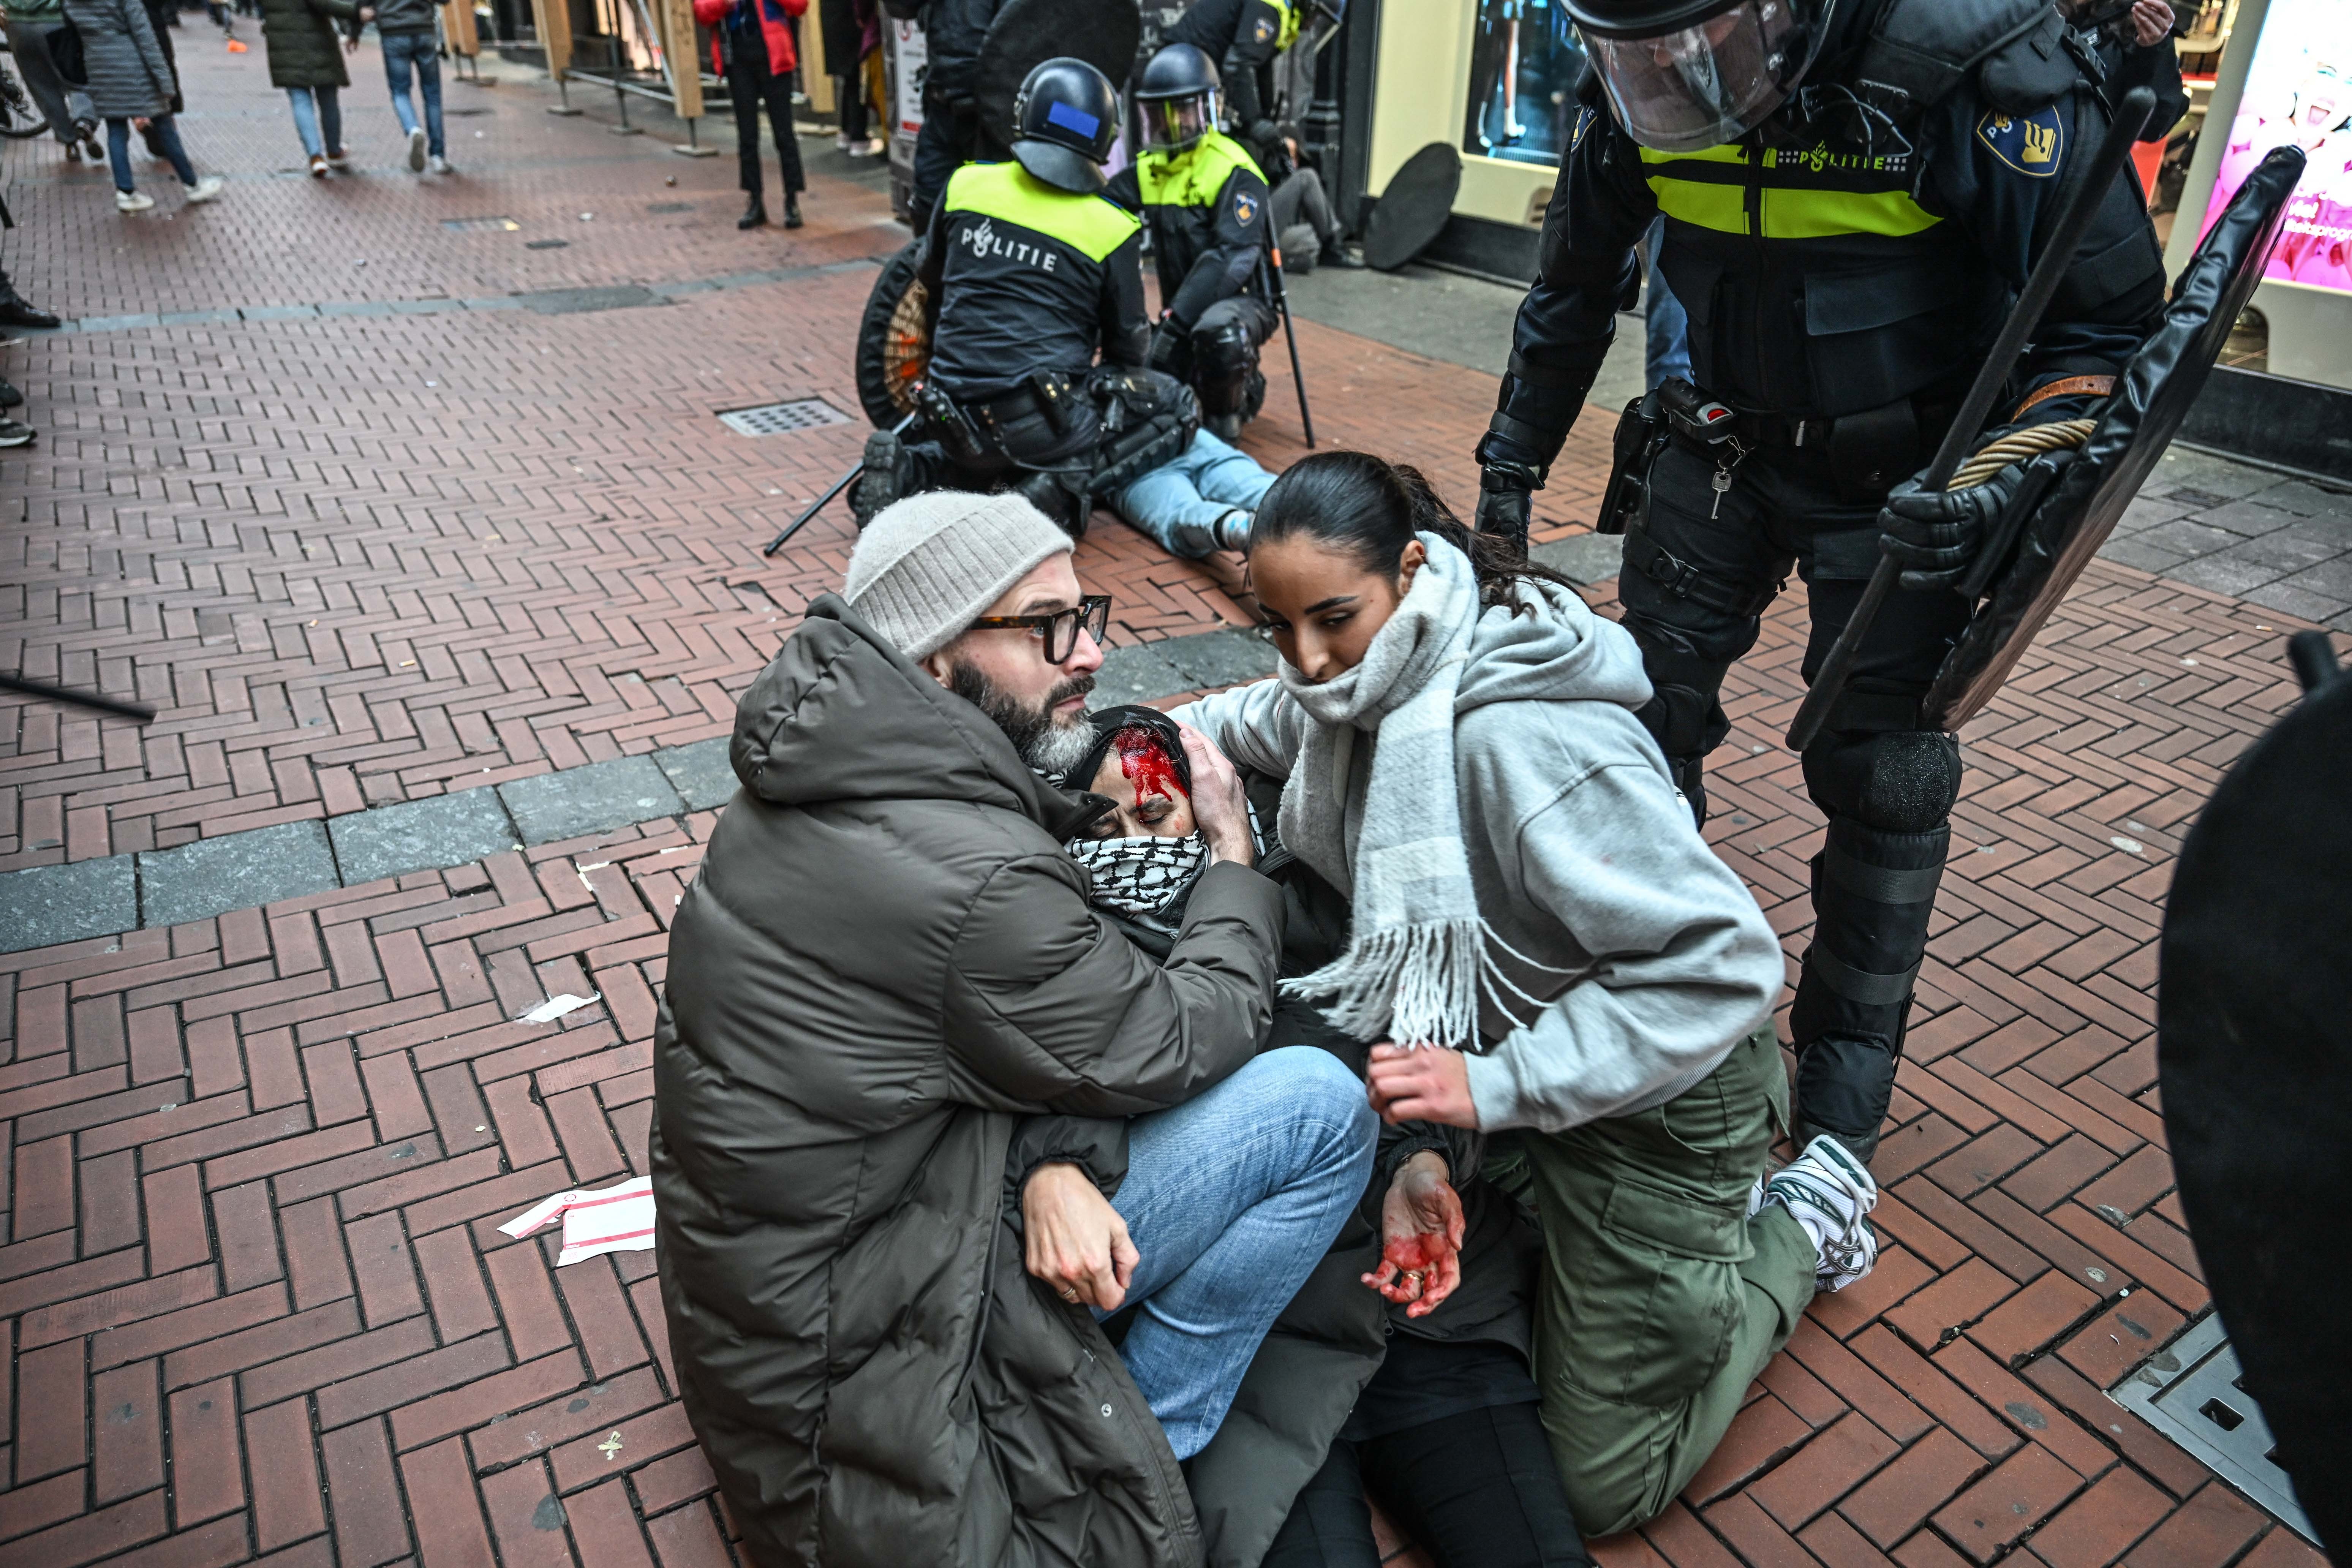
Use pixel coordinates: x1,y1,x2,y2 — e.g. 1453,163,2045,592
2,28,2343,1568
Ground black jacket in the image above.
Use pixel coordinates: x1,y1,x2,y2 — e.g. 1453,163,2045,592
653,595,1288,1567
1164,0,1290,146
917,0,1001,95
1106,130,1272,330
1481,0,2168,474
918,160,1151,400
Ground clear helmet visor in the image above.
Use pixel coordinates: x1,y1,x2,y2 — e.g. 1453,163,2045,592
1585,0,1813,153
1144,93,1217,153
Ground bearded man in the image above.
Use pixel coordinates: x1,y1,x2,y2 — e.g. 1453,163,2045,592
651,489,1374,1568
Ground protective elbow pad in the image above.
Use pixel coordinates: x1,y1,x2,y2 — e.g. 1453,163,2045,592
1802,730,1962,834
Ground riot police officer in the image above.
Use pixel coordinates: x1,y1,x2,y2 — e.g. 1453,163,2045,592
1162,0,1345,168
858,57,1199,536
1108,44,1276,441
903,0,1008,232
1472,0,2168,1162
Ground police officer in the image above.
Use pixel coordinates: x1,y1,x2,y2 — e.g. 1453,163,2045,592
904,0,1008,232
1109,44,1277,441
1472,0,2167,1163
1162,0,1345,168
858,57,1198,536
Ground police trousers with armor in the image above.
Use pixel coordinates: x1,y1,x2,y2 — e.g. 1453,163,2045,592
1185,295,1275,427
897,368,1200,537
910,87,982,232
1617,438,1969,1158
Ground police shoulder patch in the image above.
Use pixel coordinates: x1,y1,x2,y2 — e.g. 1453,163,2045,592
1571,106,1593,152
1253,14,1274,41
1976,105,2064,179
1234,188,1258,227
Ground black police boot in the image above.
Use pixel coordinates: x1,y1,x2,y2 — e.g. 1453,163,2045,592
0,378,21,409
0,289,60,331
738,194,768,231
783,192,804,229
1202,411,1244,440
1013,469,1087,542
1319,241,1367,270
851,428,916,527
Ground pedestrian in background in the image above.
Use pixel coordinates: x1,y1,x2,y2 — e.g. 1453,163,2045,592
819,0,879,155
258,0,367,175
62,0,224,210
374,0,449,173
693,0,806,230
2,0,103,163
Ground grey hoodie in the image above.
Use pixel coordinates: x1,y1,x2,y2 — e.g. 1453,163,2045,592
1174,581,1784,1133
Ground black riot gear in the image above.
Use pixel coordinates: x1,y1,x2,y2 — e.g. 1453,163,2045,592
1162,0,1302,155
1135,42,1222,155
1476,0,2167,1162
1010,56,1123,191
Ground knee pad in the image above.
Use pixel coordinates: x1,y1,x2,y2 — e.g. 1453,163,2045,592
1189,321,1261,416
1802,729,1960,834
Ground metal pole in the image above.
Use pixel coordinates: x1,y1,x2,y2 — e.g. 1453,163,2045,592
0,674,156,722
1265,247,1315,448
1783,87,2154,753
763,414,917,556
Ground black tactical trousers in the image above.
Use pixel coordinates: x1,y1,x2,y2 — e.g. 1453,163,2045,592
1616,441,1972,1156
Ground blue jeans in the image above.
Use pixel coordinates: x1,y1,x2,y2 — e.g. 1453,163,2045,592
1113,430,1278,558
1101,1046,1375,1457
105,116,196,193
286,85,343,160
1643,217,1691,392
382,29,444,157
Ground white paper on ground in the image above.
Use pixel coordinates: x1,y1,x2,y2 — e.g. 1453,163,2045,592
519,992,601,1023
499,1174,655,1266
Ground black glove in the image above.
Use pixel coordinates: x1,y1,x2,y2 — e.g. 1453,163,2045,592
1147,316,1185,376
1474,463,1540,556
1877,462,2025,592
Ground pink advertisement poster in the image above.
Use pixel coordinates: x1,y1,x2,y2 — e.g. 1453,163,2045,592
2200,0,2352,293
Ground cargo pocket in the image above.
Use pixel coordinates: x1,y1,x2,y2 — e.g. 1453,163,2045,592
1554,1178,1747,1409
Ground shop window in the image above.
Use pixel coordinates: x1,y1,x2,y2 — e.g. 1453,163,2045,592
1462,1,1589,166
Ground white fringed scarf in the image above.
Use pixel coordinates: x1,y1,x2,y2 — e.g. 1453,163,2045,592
1277,535,1532,1048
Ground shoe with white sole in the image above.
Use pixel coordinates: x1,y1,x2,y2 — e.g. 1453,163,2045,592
408,126,427,171
116,189,155,213
185,175,225,204
0,419,36,448
309,155,329,178
1756,1134,1880,1292
428,155,450,174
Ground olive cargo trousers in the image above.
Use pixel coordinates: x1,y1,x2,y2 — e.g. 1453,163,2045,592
1493,1026,1820,1537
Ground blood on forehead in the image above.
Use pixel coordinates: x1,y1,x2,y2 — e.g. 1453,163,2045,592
1113,726,1188,801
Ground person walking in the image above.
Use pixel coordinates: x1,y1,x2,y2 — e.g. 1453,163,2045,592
2,0,102,163
257,0,367,175
373,0,448,172
818,0,879,154
692,0,806,229
62,0,223,210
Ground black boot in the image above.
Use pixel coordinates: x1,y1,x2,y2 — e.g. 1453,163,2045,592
738,194,768,230
0,290,60,331
0,378,21,409
851,428,914,526
783,191,803,229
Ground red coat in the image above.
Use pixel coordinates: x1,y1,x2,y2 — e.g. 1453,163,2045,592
694,0,803,79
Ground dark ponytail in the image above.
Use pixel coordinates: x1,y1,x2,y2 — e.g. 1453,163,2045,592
1251,450,1574,611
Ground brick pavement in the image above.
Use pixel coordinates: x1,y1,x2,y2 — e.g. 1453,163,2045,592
1,28,2346,1568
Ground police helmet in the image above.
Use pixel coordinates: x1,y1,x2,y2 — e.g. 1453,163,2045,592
1136,43,1222,156
1565,0,1838,153
1010,57,1122,193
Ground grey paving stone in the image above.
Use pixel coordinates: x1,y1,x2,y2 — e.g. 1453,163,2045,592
239,305,321,322
656,738,740,812
318,301,396,318
2167,553,2285,598
2135,517,2254,559
2249,479,2352,520
0,856,138,956
329,788,521,885
2242,580,2347,624
517,284,665,316
2210,531,2342,575
2150,446,2281,501
498,756,684,845
1092,643,1193,708
1533,531,1626,585
2114,493,2202,533
2189,498,2299,539
138,820,341,928
2097,537,2190,575
2276,556,2352,602
1155,627,1279,692
78,313,161,332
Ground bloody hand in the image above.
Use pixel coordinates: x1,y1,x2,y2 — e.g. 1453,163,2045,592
1360,1151,1465,1318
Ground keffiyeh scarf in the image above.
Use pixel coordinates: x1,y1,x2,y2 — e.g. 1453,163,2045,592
1067,831,1208,918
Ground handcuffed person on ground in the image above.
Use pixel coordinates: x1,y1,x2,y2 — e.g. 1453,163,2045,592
1174,450,1882,1539
652,489,1375,1568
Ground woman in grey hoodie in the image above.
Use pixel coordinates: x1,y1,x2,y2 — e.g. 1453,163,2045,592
1173,450,1881,1541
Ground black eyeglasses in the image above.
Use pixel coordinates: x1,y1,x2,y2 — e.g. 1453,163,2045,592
967,594,1111,664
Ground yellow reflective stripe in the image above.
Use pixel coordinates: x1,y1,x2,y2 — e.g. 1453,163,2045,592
1272,0,1299,51
1137,131,1266,211
1649,177,1750,235
943,161,1140,262
1639,144,1749,167
1761,187,1941,239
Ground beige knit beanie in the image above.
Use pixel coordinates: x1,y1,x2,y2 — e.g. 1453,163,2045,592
842,490,1075,660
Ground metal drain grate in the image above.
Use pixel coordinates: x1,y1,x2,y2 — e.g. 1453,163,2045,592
443,216,520,232
719,398,853,437
523,239,570,251
2112,1315,2317,1541
645,201,694,214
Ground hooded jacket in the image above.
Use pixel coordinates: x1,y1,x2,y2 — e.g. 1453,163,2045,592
1174,578,1783,1135
653,594,1287,1568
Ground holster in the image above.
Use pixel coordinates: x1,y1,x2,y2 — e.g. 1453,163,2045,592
1595,390,1669,537
914,380,987,462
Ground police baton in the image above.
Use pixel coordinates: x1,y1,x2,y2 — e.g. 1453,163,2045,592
1785,86,2154,753
1265,244,1316,449
762,412,918,558
0,674,156,723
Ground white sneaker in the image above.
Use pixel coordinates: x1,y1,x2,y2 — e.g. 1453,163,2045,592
408,126,428,171
1759,1134,1880,1292
185,174,224,204
856,136,886,157
117,189,155,212
428,155,451,174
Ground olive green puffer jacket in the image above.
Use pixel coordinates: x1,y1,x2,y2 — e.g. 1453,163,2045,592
258,0,360,90
652,595,1287,1568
